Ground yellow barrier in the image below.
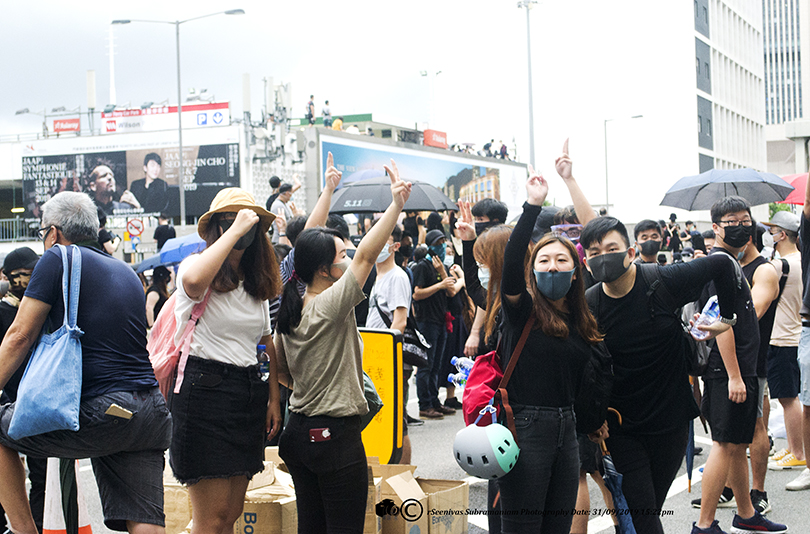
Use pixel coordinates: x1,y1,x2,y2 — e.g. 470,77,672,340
360,328,403,464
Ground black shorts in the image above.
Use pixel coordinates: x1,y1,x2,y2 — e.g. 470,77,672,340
767,345,801,399
701,376,758,444
169,356,268,485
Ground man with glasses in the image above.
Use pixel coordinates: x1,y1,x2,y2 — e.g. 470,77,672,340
692,196,787,534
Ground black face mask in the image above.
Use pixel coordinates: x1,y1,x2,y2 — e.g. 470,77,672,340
722,224,750,248
639,240,661,256
475,221,497,236
219,220,258,250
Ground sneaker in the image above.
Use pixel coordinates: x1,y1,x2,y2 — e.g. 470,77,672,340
405,414,424,427
444,397,463,409
691,520,728,534
691,487,735,508
749,489,771,514
693,446,704,456
730,510,786,533
419,408,444,419
768,430,775,456
771,448,790,462
786,467,810,491
768,452,806,470
436,404,456,415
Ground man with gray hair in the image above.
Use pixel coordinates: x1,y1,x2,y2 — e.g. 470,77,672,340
0,192,171,534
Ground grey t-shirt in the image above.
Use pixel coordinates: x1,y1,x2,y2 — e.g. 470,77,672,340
270,198,293,244
278,268,368,417
367,267,411,329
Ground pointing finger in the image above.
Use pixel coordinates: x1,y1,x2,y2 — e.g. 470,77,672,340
563,138,569,155
327,151,334,169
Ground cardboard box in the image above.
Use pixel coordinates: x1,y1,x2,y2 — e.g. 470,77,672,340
379,470,429,534
417,479,469,534
246,461,276,491
164,480,192,534
364,470,383,534
264,446,282,465
234,484,297,534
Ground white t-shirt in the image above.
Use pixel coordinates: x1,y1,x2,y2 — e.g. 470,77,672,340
175,254,272,367
366,267,411,330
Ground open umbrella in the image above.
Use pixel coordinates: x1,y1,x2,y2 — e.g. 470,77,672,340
660,168,794,210
329,176,458,214
134,254,166,274
601,440,637,534
775,173,807,205
159,232,206,265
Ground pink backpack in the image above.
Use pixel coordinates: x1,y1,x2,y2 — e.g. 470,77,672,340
147,290,212,399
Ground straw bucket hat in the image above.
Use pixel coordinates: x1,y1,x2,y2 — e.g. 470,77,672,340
197,188,276,236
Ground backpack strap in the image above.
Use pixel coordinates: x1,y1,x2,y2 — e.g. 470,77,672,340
776,258,789,302
495,314,535,442
173,289,214,395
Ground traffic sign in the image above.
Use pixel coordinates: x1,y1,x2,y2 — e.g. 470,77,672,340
126,218,144,236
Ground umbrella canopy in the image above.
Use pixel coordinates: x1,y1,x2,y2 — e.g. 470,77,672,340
159,233,206,265
134,254,166,274
660,168,794,211
775,173,807,205
329,176,458,214
601,442,638,534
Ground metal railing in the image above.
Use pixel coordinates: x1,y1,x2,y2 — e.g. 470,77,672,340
0,218,40,242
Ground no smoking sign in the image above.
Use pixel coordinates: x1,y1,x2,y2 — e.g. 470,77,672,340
126,218,144,236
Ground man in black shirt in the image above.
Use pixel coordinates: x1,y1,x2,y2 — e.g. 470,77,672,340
128,153,169,214
581,216,739,534
153,213,176,252
633,219,664,264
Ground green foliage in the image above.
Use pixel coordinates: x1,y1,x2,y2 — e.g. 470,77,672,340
769,202,791,219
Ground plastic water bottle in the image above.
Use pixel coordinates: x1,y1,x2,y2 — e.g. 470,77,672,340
448,372,467,388
690,296,720,341
450,356,474,374
257,344,270,382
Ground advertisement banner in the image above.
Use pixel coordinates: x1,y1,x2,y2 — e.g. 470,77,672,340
100,102,230,135
423,129,448,149
21,143,240,221
319,133,527,218
53,118,80,133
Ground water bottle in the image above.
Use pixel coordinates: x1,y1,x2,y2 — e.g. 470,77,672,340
450,356,474,374
690,296,720,341
257,344,270,382
448,372,467,388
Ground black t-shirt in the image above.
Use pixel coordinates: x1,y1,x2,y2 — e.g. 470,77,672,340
402,216,420,241
98,228,113,246
587,255,741,435
690,230,706,253
0,300,31,403
742,256,778,377
153,224,176,251
412,259,447,324
701,247,759,379
129,178,170,214
25,245,158,399
146,286,168,321
800,214,810,316
501,292,590,408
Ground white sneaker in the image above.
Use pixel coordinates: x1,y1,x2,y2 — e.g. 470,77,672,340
786,467,810,491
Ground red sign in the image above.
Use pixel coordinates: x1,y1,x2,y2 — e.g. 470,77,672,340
53,118,80,133
126,218,144,236
100,101,229,119
105,121,117,133
423,129,448,149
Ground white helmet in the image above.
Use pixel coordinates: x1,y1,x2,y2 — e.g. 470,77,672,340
453,423,520,479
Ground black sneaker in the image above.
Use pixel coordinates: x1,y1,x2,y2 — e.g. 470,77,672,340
405,414,424,427
750,489,771,514
730,510,786,533
444,397,463,409
691,486,735,508
691,520,728,534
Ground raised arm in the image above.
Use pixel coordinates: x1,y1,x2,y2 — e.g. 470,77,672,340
555,138,595,226
305,152,342,230
349,159,412,287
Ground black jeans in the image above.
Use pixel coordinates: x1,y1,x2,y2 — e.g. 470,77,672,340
605,424,690,534
279,412,368,533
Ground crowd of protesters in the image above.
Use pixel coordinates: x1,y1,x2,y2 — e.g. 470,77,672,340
1,141,809,534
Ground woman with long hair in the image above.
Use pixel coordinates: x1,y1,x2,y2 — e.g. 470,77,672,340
169,188,283,534
145,265,171,327
497,170,604,533
275,158,411,533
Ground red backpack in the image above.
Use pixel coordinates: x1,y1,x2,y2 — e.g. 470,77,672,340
147,290,212,399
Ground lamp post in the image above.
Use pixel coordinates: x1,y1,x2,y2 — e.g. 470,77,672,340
112,9,245,226
517,0,538,168
603,114,643,213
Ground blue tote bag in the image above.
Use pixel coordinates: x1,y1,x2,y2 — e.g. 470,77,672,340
8,244,84,440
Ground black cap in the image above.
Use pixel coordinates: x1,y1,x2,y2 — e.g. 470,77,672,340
3,247,39,274
425,229,446,246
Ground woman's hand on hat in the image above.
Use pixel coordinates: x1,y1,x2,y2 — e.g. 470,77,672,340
324,152,342,192
455,200,476,241
526,165,549,206
230,209,260,237
384,159,412,209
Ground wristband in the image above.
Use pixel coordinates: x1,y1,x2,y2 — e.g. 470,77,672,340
720,314,737,326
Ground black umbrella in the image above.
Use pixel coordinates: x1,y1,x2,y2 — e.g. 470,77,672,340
329,176,457,214
660,168,793,210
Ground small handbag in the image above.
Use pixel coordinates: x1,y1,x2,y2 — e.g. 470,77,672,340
360,371,384,430
373,301,430,368
8,245,84,440
462,314,535,439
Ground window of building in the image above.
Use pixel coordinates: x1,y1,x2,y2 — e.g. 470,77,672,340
707,119,712,137
698,115,702,133
696,57,701,75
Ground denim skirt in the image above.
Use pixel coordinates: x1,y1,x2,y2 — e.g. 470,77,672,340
169,356,269,485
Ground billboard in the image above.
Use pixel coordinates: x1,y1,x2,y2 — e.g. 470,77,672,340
53,118,80,133
100,102,230,135
318,132,528,218
21,143,240,220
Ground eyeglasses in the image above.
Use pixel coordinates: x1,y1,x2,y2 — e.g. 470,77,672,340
37,225,59,241
717,220,753,227
551,224,583,241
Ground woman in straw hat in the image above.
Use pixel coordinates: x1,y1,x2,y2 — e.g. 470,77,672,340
275,154,411,532
169,187,282,533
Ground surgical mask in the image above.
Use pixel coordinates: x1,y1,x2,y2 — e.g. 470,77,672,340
376,244,392,264
326,258,351,281
429,243,446,263
588,250,630,283
478,266,490,290
533,268,576,301
475,221,497,236
721,224,751,248
737,247,747,261
219,219,258,251
639,240,661,257
443,255,455,267
766,231,779,247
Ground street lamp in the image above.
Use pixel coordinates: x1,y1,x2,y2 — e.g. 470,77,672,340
112,9,245,226
420,70,442,128
517,0,538,168
603,114,643,213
